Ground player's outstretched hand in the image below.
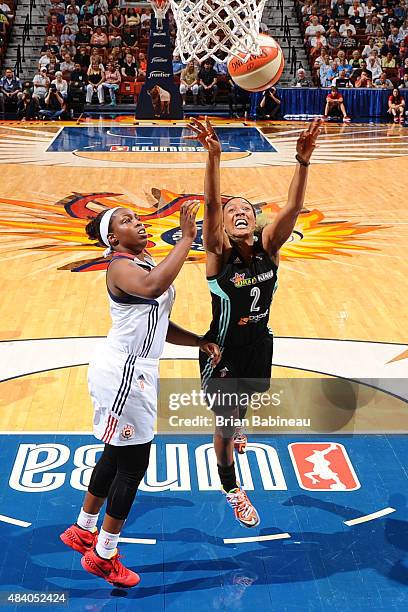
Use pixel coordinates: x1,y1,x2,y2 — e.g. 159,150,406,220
199,340,221,367
180,199,200,242
186,117,222,157
296,119,323,164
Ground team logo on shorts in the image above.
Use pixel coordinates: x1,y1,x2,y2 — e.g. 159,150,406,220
288,442,360,491
120,424,135,440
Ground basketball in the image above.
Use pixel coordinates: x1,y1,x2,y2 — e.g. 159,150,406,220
227,34,285,92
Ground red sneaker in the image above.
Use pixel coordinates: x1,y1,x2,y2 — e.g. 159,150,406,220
224,487,260,528
233,431,247,454
60,524,98,555
81,548,140,588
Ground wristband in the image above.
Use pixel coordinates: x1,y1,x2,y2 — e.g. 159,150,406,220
296,154,310,167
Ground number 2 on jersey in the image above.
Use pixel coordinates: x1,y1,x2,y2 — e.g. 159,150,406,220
250,287,261,312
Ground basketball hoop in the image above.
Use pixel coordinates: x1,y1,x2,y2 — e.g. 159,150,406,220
149,0,171,30
170,0,268,63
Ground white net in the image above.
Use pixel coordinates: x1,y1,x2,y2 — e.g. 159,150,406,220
149,0,171,29
170,0,268,63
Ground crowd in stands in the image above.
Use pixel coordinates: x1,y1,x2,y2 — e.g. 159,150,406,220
296,0,408,90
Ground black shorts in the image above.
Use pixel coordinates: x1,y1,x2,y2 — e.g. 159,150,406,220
199,334,273,413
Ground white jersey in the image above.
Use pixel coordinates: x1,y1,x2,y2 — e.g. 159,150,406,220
88,251,175,446
106,252,175,358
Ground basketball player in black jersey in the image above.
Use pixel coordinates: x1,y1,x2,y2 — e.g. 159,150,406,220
188,117,322,527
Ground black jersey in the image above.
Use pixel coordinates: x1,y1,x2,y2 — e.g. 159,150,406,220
205,240,278,348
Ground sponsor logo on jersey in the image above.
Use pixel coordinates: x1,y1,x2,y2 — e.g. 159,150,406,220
230,269,275,288
238,310,269,325
120,424,135,440
289,442,360,491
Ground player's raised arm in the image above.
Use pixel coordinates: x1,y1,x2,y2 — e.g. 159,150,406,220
262,120,322,256
187,118,226,258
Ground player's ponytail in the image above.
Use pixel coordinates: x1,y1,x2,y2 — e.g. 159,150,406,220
85,210,108,246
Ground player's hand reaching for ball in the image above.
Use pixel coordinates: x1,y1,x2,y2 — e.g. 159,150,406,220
198,340,221,367
296,119,322,164
180,200,200,242
187,117,222,157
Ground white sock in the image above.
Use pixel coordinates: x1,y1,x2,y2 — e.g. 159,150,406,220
96,528,120,559
76,508,99,532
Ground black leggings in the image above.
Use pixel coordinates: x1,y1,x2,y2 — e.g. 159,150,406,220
88,441,152,521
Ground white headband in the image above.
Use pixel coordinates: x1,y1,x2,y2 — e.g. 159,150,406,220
100,207,121,247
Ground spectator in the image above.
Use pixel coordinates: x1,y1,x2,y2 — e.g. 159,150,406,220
374,72,393,87
61,25,76,49
339,18,356,37
75,45,91,69
39,84,66,120
65,6,79,35
337,51,353,76
33,67,50,102
319,56,333,87
121,52,138,81
125,8,140,28
86,59,105,103
313,48,330,69
109,8,124,30
93,8,107,28
76,24,91,45
388,26,403,46
108,27,122,48
399,57,408,80
309,31,327,58
362,0,376,18
395,2,407,22
348,1,365,18
38,50,52,70
366,16,384,38
381,51,397,68
93,0,108,14
399,73,408,88
80,1,94,19
51,71,68,99
138,52,147,80
41,35,60,56
333,68,353,87
362,37,380,58
0,69,22,116
102,61,121,105
350,50,364,69
354,71,373,88
326,59,341,85
399,19,408,40
122,24,138,50
66,0,79,15
46,14,63,36
343,29,357,49
305,16,325,41
90,26,108,49
180,61,199,105
324,85,350,121
388,87,405,122
172,53,185,77
60,53,75,76
198,60,218,105
333,0,348,20
380,39,399,58
258,86,281,119
17,90,39,121
327,28,343,52
366,54,382,80
290,68,312,87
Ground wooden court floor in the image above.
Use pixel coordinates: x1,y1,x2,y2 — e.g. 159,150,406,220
0,119,407,433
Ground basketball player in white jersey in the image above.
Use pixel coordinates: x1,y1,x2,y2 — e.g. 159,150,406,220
60,201,220,588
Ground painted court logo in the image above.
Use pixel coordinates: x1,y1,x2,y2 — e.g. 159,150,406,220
289,443,360,491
